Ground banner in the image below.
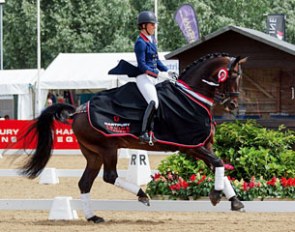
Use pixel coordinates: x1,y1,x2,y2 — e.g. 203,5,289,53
174,4,200,43
266,14,285,40
0,120,79,150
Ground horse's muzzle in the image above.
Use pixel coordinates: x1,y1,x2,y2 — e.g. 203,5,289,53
224,99,238,112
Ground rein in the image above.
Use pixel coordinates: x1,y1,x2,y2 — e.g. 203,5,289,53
176,80,214,107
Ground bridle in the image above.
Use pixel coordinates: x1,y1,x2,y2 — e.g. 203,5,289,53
214,57,242,105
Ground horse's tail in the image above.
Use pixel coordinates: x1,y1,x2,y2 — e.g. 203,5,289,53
20,103,76,179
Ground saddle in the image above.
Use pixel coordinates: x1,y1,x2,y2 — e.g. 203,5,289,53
88,80,212,147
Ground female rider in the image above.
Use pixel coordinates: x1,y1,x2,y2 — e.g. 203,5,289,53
135,11,171,144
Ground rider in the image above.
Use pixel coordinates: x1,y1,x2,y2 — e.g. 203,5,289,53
135,11,172,144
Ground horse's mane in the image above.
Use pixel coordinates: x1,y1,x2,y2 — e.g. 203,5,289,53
178,52,230,80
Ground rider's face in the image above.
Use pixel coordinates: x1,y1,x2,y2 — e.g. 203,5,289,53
146,23,156,35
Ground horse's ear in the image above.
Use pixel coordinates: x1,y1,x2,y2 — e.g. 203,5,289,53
217,68,228,83
239,57,248,64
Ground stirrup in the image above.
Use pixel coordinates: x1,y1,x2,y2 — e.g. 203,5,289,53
139,132,156,146
148,132,156,146
148,135,154,146
139,132,150,143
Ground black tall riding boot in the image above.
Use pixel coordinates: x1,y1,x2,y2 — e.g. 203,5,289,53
139,101,156,145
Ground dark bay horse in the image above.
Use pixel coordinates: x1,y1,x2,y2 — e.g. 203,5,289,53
20,53,247,223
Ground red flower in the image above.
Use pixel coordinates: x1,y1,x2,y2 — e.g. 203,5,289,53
281,177,295,187
249,181,255,189
169,178,189,191
197,175,206,185
180,180,189,189
169,183,181,191
190,174,196,182
167,172,173,180
281,177,288,187
267,177,277,186
243,182,248,191
224,163,234,170
153,173,161,180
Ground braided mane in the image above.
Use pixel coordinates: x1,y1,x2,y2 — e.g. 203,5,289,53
178,52,230,79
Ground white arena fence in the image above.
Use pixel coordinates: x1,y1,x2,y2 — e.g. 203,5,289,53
0,167,295,219
0,150,295,219
0,168,157,178
0,198,294,215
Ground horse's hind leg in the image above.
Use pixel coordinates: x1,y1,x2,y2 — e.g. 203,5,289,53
102,148,150,206
78,144,104,223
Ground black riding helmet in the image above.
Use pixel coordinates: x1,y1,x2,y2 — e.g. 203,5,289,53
137,11,157,30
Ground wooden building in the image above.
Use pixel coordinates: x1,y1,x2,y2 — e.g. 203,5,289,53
166,26,295,129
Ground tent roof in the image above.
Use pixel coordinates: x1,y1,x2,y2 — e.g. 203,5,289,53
0,69,43,95
40,52,168,90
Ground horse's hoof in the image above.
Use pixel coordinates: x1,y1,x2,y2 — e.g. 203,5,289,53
231,198,245,211
138,196,150,206
87,215,105,223
209,190,222,206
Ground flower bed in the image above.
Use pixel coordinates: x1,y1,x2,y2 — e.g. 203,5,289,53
146,172,295,201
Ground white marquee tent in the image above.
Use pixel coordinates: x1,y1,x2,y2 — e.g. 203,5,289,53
0,53,178,119
0,69,44,120
39,53,124,90
37,52,178,115
39,52,174,90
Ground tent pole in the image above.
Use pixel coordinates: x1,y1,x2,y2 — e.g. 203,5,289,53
36,0,41,118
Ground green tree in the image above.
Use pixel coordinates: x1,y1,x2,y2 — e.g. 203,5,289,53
2,0,295,69
41,0,135,67
3,1,37,69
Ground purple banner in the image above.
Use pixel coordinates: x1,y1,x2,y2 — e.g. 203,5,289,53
174,4,200,43
266,14,285,40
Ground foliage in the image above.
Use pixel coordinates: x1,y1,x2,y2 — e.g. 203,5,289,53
3,0,295,69
214,120,295,180
3,1,37,69
157,152,210,180
146,120,295,200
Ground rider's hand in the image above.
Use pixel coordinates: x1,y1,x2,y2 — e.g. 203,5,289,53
168,70,179,80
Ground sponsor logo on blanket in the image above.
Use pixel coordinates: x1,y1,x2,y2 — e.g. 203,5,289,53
104,122,131,133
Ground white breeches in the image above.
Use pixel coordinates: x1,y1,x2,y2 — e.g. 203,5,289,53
136,74,159,109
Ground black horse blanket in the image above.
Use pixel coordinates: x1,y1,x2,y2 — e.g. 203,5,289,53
88,81,213,147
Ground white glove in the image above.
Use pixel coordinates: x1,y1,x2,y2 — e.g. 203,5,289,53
168,70,179,80
157,71,170,79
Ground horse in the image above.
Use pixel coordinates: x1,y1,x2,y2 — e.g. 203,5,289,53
19,53,247,223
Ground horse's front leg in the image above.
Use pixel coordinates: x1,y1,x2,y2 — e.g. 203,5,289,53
194,146,244,211
104,171,150,206
103,151,150,207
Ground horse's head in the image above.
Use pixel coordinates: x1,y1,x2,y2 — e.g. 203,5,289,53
177,53,247,112
214,56,247,112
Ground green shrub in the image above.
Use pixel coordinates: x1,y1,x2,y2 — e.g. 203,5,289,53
214,120,295,180
157,152,210,180
146,120,295,200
